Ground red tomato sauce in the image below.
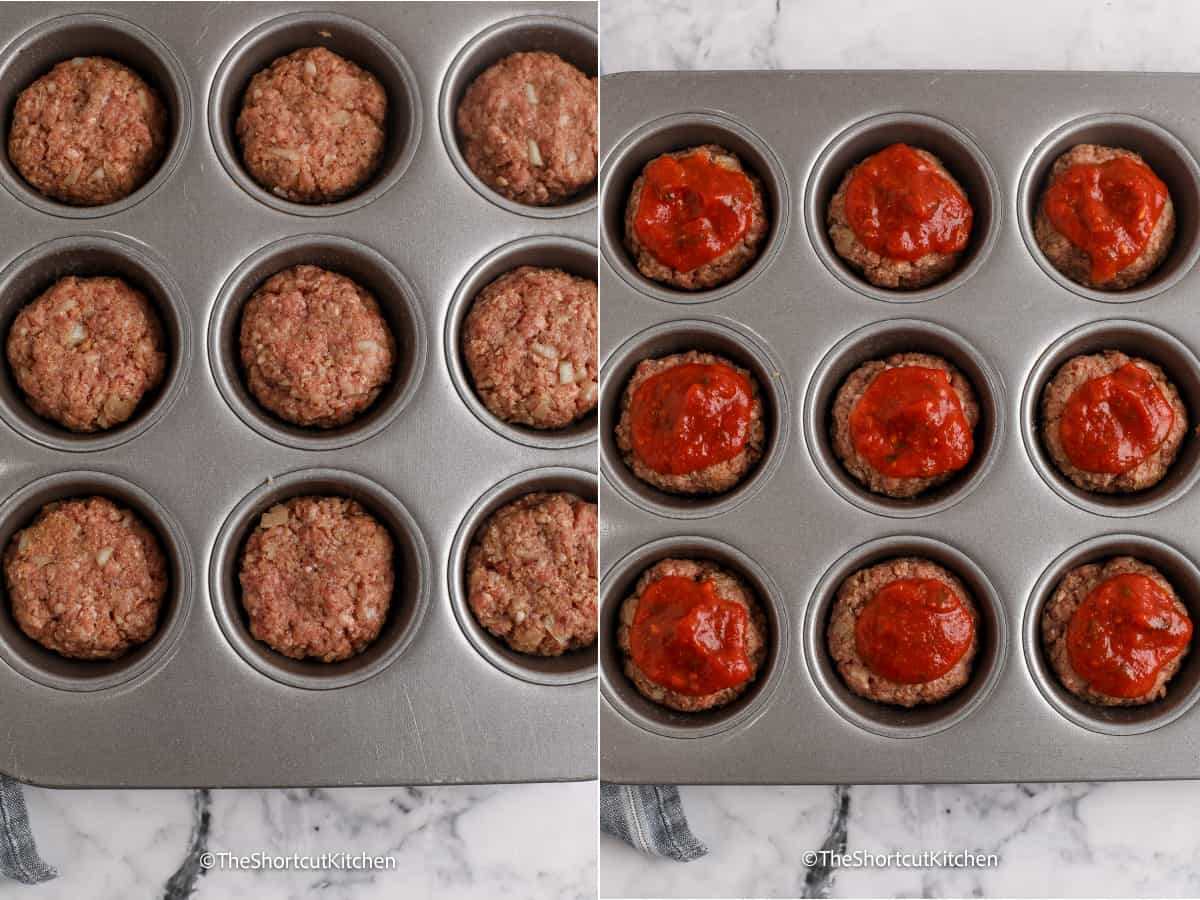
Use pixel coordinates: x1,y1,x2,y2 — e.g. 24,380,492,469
629,575,754,696
844,143,973,262
854,577,975,684
848,366,974,479
1043,155,1168,284
629,362,754,475
633,150,757,272
1059,362,1174,474
1066,572,1192,698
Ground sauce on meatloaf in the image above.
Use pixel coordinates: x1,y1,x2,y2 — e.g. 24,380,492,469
854,577,974,684
1059,361,1175,474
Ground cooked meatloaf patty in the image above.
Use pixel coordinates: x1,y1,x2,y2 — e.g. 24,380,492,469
624,144,768,290
828,557,979,707
462,265,597,429
465,491,597,656
8,56,168,206
239,264,396,429
831,352,980,499
6,275,167,433
1042,556,1190,706
4,497,167,659
618,557,768,712
1041,350,1187,494
239,496,393,662
615,350,766,495
457,51,597,206
237,47,387,204
1035,144,1175,290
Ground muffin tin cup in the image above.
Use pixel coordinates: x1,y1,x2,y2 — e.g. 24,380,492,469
209,468,431,692
444,235,598,450
208,233,428,452
0,234,192,453
0,11,192,219
599,317,791,520
803,317,1006,518
446,465,597,687
0,471,193,693
804,112,1002,304
599,535,790,740
1017,113,1200,304
803,535,1008,740
1024,533,1200,736
208,10,422,217
1020,319,1200,518
599,110,791,304
439,13,598,219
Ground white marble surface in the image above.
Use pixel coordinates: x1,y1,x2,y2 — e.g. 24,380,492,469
600,1,1200,897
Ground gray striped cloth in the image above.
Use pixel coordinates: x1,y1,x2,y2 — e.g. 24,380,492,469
600,783,707,862
0,777,55,884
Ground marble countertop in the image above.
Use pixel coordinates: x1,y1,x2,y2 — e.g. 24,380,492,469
600,0,1200,897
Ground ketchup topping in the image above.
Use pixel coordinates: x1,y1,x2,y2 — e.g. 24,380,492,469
629,362,754,475
1059,362,1175,474
633,150,757,272
844,143,973,261
1066,572,1192,698
854,577,975,684
848,366,974,479
1043,155,1169,284
629,575,754,696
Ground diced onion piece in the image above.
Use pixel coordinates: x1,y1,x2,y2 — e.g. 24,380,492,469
96,547,113,567
558,361,574,384
66,322,87,346
260,505,290,529
528,139,543,167
266,147,301,161
581,383,597,405
524,82,538,104
304,60,318,77
530,342,558,360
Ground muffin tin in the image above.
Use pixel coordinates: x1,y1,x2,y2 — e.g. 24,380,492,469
0,1,596,787
600,70,1200,783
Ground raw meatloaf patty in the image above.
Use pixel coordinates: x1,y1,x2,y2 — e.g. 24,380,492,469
6,275,167,432
237,47,387,203
1042,556,1190,706
1041,350,1187,493
239,496,394,662
457,51,597,206
827,146,969,290
615,350,766,495
831,352,980,499
624,144,769,291
3,497,167,660
462,265,597,429
618,558,768,712
239,264,396,428
1035,144,1175,290
466,491,597,656
828,557,979,707
8,56,168,206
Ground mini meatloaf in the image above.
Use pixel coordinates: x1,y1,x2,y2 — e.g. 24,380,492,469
239,496,393,662
1042,556,1191,706
457,51,597,206
239,265,395,428
8,56,168,206
615,350,766,495
831,352,980,499
618,558,768,712
3,497,167,660
6,276,167,432
1041,350,1187,493
1035,144,1175,290
829,557,979,706
462,265,597,429
466,491,597,656
237,47,387,204
827,145,971,290
624,144,769,291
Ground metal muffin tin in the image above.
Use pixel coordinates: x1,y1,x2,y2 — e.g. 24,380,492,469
600,70,1200,784
0,0,596,788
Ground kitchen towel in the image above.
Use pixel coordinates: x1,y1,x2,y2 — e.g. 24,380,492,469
600,782,707,862
0,776,55,884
